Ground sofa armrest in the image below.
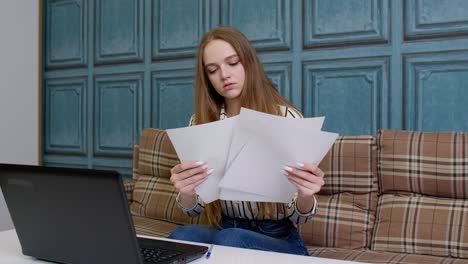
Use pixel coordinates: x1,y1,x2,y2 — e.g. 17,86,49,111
123,179,136,205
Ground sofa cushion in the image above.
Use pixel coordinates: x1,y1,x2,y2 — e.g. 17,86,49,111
138,128,179,179
123,179,136,205
301,193,377,249
308,247,468,264
299,136,378,249
130,175,209,225
378,129,468,198
130,128,209,226
319,136,378,194
372,194,468,258
373,129,468,258
132,215,179,238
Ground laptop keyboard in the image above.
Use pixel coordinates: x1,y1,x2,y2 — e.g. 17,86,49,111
140,247,182,263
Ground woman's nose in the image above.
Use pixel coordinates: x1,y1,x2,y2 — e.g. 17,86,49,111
220,65,230,80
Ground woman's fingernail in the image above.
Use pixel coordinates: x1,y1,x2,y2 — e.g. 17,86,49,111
296,162,305,168
201,164,209,170
207,168,214,175
195,161,204,165
283,166,293,172
283,170,289,176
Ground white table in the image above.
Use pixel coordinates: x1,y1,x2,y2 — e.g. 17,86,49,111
0,229,363,264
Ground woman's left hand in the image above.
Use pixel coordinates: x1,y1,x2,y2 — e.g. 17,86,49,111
284,162,325,198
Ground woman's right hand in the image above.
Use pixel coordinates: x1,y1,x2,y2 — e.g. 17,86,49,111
170,161,213,197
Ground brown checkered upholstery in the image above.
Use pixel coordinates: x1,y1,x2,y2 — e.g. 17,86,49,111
378,129,468,198
373,194,468,258
137,128,179,179
129,128,209,226
132,215,179,238
124,128,468,263
372,129,468,258
299,136,378,249
308,247,468,264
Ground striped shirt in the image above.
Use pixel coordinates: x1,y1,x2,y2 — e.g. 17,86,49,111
176,105,317,225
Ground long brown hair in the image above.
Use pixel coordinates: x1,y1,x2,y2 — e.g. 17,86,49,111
193,27,298,227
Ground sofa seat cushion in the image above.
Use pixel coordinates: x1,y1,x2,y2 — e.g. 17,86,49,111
372,194,468,258
300,192,377,249
132,215,179,238
308,247,468,264
130,174,209,226
300,136,378,249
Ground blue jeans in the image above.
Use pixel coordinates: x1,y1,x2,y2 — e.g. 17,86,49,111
168,216,309,256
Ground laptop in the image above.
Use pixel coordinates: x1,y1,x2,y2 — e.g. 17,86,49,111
0,163,208,264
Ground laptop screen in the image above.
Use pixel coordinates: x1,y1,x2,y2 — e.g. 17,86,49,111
0,164,206,264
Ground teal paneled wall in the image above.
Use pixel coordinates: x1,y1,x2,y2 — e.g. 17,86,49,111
95,0,144,64
43,0,468,176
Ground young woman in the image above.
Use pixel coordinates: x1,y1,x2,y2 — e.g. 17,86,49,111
168,26,325,256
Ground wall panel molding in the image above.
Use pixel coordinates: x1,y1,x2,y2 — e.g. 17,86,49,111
152,0,210,60
94,73,143,157
304,0,389,48
94,0,144,64
46,0,87,68
405,52,468,131
221,0,291,51
303,58,389,135
44,77,87,155
42,1,468,170
152,69,195,129
405,0,468,39
264,62,292,100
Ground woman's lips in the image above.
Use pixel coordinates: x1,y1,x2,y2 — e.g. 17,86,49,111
223,83,234,90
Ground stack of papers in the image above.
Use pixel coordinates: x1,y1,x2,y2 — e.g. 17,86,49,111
166,108,338,204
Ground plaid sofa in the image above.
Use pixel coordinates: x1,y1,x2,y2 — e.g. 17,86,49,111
124,128,468,263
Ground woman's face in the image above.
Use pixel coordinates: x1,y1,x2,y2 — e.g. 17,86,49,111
203,39,245,103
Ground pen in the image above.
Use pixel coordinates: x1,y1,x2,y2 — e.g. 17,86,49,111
206,244,214,259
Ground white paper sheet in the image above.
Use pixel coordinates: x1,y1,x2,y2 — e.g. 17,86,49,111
219,188,281,202
166,117,238,203
218,108,334,203
218,131,338,201
166,107,337,204
225,109,325,171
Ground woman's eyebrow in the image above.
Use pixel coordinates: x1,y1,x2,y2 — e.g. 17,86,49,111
224,54,239,61
205,54,239,67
